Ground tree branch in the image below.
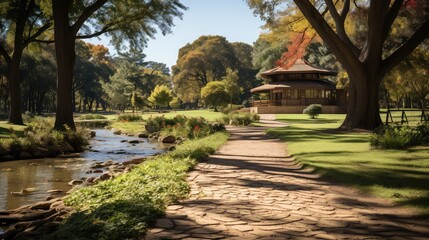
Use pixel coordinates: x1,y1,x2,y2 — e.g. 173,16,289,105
324,0,359,55
362,0,390,65
382,20,429,76
76,25,116,39
0,45,12,66
292,0,362,75
33,39,55,44
340,0,350,22
24,21,53,46
383,0,404,42
72,0,108,36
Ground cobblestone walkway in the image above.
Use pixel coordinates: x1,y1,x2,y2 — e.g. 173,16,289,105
145,121,429,240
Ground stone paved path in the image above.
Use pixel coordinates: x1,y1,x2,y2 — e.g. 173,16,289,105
145,120,429,240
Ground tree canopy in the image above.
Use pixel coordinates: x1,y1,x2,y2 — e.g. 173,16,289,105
248,0,429,130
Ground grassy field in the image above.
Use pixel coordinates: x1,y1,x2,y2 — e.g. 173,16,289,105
0,122,26,138
268,114,429,216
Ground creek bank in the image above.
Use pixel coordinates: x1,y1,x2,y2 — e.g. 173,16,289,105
0,131,96,162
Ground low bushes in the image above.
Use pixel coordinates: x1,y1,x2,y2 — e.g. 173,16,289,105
303,104,322,119
0,117,90,160
117,114,142,122
51,132,229,239
370,123,429,149
145,115,225,139
220,112,260,126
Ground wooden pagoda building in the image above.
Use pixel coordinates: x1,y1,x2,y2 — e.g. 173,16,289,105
250,59,347,114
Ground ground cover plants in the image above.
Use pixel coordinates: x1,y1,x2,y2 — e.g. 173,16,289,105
370,123,429,149
269,114,429,215
49,131,229,239
219,112,260,126
0,116,90,160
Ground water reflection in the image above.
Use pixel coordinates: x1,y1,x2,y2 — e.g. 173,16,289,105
0,129,166,210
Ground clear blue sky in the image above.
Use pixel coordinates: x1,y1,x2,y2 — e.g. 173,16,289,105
89,0,265,70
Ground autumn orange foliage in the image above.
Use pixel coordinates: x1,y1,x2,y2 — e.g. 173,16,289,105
275,32,314,69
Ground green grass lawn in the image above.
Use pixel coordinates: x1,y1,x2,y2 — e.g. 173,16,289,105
110,121,146,135
0,122,27,138
268,114,429,216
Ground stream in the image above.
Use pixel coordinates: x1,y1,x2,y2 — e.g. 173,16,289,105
0,129,168,211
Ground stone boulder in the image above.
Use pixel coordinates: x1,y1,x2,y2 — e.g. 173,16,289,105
68,179,84,186
160,135,176,144
128,140,140,144
93,173,112,183
138,132,149,138
90,131,96,138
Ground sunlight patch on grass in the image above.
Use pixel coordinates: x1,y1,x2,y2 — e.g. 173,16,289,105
270,114,429,215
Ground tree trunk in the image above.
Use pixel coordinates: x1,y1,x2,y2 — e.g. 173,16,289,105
340,74,383,130
53,0,76,130
7,57,24,125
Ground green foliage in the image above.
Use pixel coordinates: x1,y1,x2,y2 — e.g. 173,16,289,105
370,124,429,149
145,115,225,139
0,117,89,155
223,68,242,106
303,104,322,119
220,112,260,126
169,97,181,109
53,132,228,239
173,36,258,104
117,114,142,122
148,85,174,109
200,81,230,110
252,36,288,82
79,114,108,120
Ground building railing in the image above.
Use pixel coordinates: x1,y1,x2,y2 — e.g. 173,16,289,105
252,98,333,107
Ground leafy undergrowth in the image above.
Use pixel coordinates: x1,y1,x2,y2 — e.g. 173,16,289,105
269,114,429,216
48,132,229,240
109,121,146,135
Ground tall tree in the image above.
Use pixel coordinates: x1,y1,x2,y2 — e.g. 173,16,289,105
173,35,238,103
45,0,186,130
231,42,259,103
223,68,242,108
148,84,173,111
0,0,51,124
402,45,429,111
200,81,229,111
252,36,288,82
248,0,429,130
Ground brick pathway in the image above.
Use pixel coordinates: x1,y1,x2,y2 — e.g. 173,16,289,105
145,121,429,240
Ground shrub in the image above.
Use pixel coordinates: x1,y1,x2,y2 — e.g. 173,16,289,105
219,112,260,126
0,117,90,156
117,114,142,122
370,125,424,149
415,122,429,145
146,115,225,139
303,104,322,119
79,114,107,120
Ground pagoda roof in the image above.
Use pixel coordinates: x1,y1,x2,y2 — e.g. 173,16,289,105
261,59,338,77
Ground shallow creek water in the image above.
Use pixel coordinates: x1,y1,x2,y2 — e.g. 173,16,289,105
0,129,167,211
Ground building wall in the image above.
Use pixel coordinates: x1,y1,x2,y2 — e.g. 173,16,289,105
250,105,346,114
